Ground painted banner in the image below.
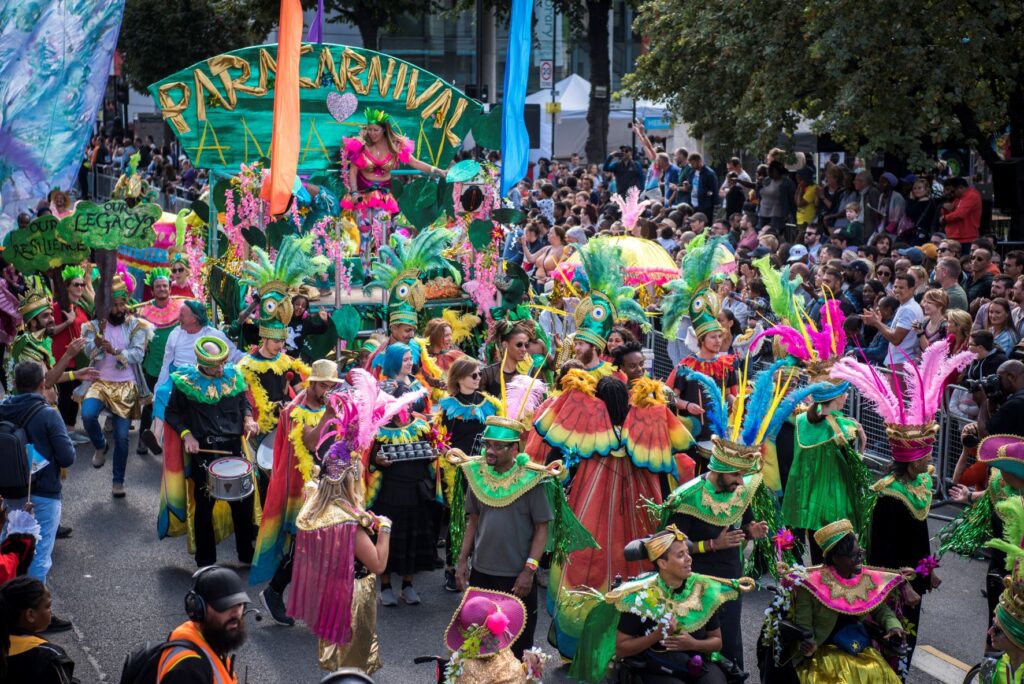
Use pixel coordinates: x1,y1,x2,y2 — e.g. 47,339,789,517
2,215,89,275
148,44,486,172
57,200,161,250
0,0,126,237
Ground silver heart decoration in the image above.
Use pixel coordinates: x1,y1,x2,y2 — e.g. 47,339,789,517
327,92,359,123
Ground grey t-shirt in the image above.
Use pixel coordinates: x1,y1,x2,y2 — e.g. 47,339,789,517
466,483,554,577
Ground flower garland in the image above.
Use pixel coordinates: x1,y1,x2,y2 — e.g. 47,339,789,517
287,405,326,483
461,249,499,323
183,228,207,301
759,563,808,665
238,354,312,434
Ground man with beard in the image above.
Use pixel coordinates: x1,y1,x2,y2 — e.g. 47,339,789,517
573,336,615,379
10,290,95,397
80,275,154,498
250,360,340,625
841,259,869,314
664,442,769,670
138,268,184,455
157,565,251,683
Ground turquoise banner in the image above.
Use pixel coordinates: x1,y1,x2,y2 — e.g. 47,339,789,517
148,43,485,172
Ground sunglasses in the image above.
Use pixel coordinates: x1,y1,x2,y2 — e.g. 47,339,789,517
877,270,891,276
938,247,950,252
171,267,186,273
469,371,481,379
70,282,84,288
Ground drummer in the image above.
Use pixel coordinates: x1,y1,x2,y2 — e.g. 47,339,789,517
164,336,260,568
250,359,341,625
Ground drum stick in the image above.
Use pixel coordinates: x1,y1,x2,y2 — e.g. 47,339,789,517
197,448,233,455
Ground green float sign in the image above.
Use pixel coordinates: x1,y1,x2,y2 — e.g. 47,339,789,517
3,215,89,275
148,43,486,172
57,200,161,251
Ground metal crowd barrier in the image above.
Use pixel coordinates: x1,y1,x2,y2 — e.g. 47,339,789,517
88,166,198,212
646,329,967,522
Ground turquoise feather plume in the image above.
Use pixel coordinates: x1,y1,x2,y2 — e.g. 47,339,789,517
678,367,729,437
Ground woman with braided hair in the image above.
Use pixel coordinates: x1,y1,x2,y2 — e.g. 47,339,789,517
0,577,76,683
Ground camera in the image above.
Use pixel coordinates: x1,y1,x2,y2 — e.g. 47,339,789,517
966,374,1003,401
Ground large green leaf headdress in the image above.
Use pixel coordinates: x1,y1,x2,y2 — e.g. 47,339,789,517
661,234,735,341
366,228,460,327
572,240,647,351
241,235,326,340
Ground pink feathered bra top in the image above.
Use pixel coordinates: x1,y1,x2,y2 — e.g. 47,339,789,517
343,137,414,191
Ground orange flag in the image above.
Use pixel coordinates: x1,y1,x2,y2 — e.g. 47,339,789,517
260,0,303,215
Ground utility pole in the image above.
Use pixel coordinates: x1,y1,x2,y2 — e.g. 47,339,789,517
550,7,557,158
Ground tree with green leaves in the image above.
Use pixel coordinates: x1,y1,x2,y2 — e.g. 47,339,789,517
323,0,436,51
119,0,297,93
622,0,1024,168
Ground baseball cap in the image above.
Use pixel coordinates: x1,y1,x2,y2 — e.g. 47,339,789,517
787,244,809,263
194,566,250,612
845,259,870,275
750,246,771,259
898,247,925,265
919,243,938,260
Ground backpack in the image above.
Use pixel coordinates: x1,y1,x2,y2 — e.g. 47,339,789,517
119,639,208,684
0,401,48,499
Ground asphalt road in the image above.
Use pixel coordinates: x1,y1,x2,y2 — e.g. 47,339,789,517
43,429,990,683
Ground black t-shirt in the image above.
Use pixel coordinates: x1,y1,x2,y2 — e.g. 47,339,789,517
668,503,752,578
5,638,76,684
987,389,1024,438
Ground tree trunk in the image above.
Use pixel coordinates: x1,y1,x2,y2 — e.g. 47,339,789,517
357,18,380,51
93,249,117,322
584,0,611,163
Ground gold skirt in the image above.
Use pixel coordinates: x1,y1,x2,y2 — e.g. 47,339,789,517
83,379,139,419
318,574,382,674
796,645,901,684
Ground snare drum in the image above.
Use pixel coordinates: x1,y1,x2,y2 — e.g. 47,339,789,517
256,429,276,475
695,440,714,460
207,457,255,501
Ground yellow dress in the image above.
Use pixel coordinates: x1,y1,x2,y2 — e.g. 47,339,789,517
796,644,901,684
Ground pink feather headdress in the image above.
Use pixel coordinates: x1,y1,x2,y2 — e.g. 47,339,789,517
831,339,973,461
750,299,846,376
611,186,652,232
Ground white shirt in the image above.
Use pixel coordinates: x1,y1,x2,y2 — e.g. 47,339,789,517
156,325,240,387
889,298,924,362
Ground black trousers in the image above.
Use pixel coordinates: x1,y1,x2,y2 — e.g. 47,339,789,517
189,440,255,567
470,569,537,659
717,595,744,670
269,547,294,594
139,372,159,432
57,378,81,428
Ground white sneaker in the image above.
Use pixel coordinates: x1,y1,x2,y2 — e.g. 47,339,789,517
380,587,398,607
401,586,421,605
91,444,107,468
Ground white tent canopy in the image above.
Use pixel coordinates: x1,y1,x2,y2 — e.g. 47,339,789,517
526,74,667,161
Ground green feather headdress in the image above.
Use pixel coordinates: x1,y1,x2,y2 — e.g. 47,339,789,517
573,240,647,349
61,265,85,282
146,267,171,285
753,255,804,328
661,234,735,339
241,235,328,339
364,108,390,125
365,229,460,296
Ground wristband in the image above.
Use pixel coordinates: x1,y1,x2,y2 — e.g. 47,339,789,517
379,525,392,535
697,540,705,554
179,429,192,439
68,371,75,381
524,557,539,572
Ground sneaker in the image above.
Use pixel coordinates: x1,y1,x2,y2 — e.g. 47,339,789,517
401,585,421,605
380,587,398,607
136,443,149,455
68,431,90,445
91,443,107,468
141,429,163,455
259,587,295,626
112,482,125,498
56,525,73,539
43,615,73,633
443,569,459,593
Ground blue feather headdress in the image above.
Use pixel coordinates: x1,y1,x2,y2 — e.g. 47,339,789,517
680,359,832,472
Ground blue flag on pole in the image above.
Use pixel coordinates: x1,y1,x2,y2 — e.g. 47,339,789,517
499,0,532,197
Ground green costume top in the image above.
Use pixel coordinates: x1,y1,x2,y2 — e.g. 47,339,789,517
871,466,934,521
993,656,1024,684
782,411,874,535
11,331,55,367
658,473,763,527
139,298,184,377
447,450,596,573
566,571,754,683
940,469,1020,557
170,365,248,404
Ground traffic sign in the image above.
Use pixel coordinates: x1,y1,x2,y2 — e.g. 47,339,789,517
539,60,554,89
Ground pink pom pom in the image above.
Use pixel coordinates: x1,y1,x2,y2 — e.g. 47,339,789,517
485,609,510,636
340,197,356,212
382,196,399,214
366,194,384,210
398,138,414,165
344,137,367,168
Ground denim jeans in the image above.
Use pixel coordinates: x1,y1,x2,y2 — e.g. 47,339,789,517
81,398,130,484
3,494,61,584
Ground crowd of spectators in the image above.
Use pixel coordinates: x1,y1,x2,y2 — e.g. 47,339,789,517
79,134,207,201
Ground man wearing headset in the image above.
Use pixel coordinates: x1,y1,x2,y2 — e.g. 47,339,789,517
157,565,252,683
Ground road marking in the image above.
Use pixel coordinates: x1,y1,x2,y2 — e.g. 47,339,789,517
913,644,971,684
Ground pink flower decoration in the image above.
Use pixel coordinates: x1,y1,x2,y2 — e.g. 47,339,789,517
915,556,939,577
774,528,796,552
340,197,356,212
485,608,510,636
